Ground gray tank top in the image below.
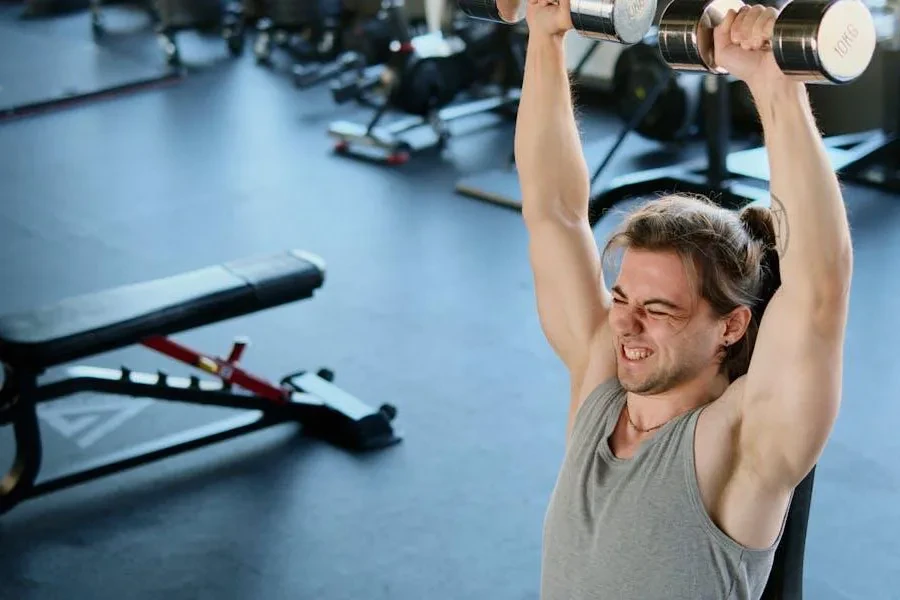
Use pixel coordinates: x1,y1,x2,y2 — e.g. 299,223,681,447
541,377,787,600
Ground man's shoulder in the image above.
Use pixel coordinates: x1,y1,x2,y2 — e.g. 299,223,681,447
578,371,622,403
568,375,624,439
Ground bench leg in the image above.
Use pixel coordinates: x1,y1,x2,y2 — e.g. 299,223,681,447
25,411,285,503
32,364,402,453
0,336,401,514
0,370,43,515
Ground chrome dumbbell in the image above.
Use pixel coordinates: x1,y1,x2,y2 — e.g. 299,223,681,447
658,0,878,84
458,0,658,45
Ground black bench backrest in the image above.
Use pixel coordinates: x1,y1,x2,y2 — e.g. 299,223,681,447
760,466,817,600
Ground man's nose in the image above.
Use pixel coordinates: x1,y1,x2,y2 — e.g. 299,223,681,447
611,306,643,336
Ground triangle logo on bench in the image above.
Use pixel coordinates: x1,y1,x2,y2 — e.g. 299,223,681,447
39,399,153,449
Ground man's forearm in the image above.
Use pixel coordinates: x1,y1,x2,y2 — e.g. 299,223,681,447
752,81,853,297
515,34,590,222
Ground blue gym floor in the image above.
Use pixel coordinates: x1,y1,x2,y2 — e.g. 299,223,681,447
1,6,899,600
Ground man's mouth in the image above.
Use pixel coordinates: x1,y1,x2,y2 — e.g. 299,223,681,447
621,345,654,362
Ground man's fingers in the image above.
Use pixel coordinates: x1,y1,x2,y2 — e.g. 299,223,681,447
734,5,767,42
714,8,738,49
738,7,775,50
743,8,762,48
730,5,776,50
751,10,776,49
730,5,749,44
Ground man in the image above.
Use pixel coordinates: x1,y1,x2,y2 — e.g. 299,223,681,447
517,2,853,599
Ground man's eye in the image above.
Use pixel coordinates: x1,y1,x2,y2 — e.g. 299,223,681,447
647,310,668,317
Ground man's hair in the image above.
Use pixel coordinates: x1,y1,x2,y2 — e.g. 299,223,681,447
601,194,781,381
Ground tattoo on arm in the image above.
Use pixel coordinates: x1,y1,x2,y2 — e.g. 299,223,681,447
770,193,790,259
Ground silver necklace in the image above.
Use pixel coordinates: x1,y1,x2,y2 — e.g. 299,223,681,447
624,402,667,433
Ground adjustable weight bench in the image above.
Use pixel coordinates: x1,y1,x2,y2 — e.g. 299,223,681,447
0,250,401,515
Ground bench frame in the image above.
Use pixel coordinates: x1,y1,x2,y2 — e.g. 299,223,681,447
0,334,401,515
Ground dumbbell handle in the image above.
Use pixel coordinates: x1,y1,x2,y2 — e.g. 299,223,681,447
659,0,877,84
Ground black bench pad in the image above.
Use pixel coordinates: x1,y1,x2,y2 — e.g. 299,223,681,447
0,250,325,370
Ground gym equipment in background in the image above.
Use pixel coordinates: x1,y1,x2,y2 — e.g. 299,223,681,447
612,36,704,143
457,0,880,212
450,0,687,208
0,250,401,516
725,2,899,193
157,0,246,65
589,0,878,224
836,43,897,190
294,51,367,87
90,0,158,37
292,0,410,89
91,0,247,65
254,0,350,65
588,71,769,224
23,0,94,16
327,0,525,163
818,1,899,192
0,19,181,123
254,0,333,65
454,38,653,207
455,71,680,209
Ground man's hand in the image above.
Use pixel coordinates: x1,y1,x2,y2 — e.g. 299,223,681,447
525,0,574,37
714,5,788,91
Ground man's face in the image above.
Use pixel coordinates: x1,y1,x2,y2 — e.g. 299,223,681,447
609,248,722,395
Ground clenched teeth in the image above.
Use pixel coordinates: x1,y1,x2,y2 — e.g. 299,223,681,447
624,347,652,360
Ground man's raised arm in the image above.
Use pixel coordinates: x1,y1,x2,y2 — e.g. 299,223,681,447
516,5,613,387
720,7,854,490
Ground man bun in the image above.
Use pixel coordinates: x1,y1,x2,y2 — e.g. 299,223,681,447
739,205,781,321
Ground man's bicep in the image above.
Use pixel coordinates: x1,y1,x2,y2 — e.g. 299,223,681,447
568,323,619,436
528,216,609,372
741,288,848,487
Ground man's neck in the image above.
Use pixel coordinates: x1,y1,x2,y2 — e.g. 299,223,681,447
626,373,730,431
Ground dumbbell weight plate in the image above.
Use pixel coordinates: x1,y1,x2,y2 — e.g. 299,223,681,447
773,0,877,84
658,0,744,74
571,0,658,44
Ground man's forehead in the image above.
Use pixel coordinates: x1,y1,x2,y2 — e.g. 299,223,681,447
615,249,697,306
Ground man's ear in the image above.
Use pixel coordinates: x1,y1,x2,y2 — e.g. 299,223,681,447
723,305,753,345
